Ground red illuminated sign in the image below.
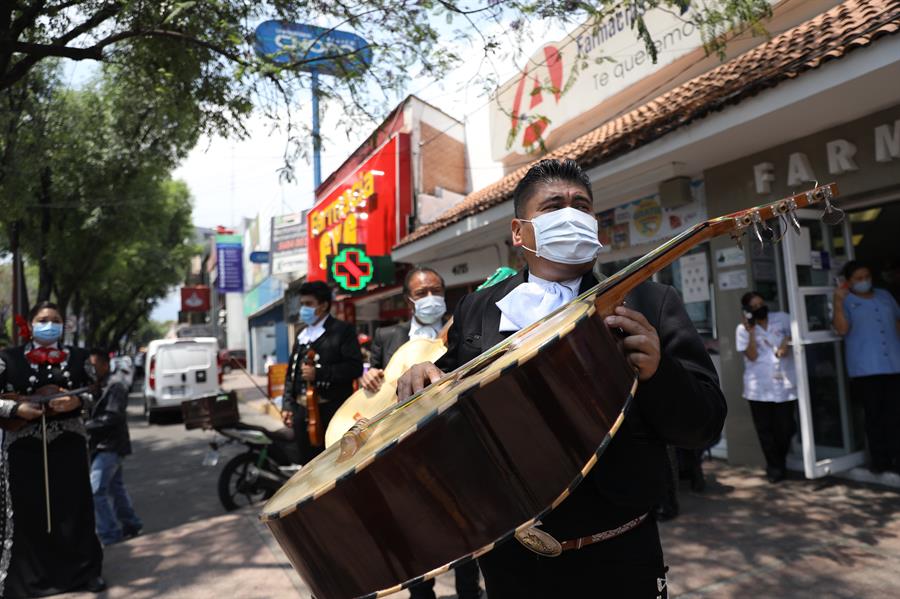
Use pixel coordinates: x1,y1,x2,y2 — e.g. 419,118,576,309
307,134,411,282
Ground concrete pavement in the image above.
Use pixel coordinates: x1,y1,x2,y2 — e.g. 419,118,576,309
59,373,900,598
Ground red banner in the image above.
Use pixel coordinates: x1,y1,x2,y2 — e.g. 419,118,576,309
307,134,411,281
180,286,211,312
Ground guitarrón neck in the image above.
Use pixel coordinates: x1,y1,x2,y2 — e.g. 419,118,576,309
592,220,721,308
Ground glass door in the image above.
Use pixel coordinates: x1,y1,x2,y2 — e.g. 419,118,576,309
782,209,865,478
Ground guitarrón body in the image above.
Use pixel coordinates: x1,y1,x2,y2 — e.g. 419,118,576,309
264,295,633,598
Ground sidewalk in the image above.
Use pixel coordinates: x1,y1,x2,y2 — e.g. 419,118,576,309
661,460,900,597
63,508,303,599
62,374,900,598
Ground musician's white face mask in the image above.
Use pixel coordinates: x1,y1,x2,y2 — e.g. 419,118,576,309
519,207,603,265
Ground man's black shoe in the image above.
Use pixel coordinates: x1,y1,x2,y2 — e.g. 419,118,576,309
83,576,107,593
122,525,143,540
766,467,786,483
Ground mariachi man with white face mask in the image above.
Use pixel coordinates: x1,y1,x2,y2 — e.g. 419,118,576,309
0,301,105,597
398,159,726,599
360,267,483,599
283,281,363,464
361,267,448,393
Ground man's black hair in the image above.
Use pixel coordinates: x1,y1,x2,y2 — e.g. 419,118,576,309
298,281,333,309
512,158,593,218
28,300,61,321
403,267,445,296
841,260,870,280
740,291,763,308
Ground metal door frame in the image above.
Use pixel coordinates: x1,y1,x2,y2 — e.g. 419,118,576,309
782,209,864,478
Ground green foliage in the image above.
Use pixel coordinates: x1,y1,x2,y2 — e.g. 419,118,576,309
0,63,198,350
2,1,775,175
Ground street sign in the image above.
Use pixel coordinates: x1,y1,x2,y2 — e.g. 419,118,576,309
181,286,211,312
253,21,372,75
330,247,374,292
249,251,270,264
216,234,244,293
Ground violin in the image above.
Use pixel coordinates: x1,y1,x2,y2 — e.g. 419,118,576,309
0,384,92,432
304,349,323,447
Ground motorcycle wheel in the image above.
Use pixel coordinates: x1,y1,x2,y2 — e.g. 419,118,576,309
218,452,275,511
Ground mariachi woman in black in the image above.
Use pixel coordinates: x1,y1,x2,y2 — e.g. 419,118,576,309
0,302,104,597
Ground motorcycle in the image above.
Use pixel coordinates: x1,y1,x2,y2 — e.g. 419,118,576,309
204,422,301,512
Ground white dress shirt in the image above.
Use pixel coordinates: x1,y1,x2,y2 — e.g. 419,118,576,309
496,273,583,332
298,315,328,345
409,318,441,340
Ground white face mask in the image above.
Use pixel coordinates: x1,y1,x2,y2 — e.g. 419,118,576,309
519,207,603,265
411,294,446,324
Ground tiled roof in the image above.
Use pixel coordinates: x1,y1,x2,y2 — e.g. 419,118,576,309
397,0,900,247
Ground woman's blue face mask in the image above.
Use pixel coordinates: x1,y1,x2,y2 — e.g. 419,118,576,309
32,322,63,343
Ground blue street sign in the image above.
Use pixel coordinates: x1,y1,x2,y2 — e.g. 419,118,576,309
249,251,270,264
253,21,372,75
216,234,244,293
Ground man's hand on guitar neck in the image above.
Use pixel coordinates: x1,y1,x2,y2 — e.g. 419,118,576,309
397,362,443,403
604,305,661,382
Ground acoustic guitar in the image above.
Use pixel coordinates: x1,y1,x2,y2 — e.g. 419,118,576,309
261,184,840,599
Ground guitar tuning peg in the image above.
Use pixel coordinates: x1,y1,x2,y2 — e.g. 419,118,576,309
785,199,802,235
751,211,775,244
730,231,744,251
821,189,844,225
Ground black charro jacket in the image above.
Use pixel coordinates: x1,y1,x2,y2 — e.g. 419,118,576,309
368,321,411,369
436,269,726,539
283,315,363,410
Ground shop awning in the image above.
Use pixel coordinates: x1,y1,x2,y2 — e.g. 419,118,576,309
396,0,900,248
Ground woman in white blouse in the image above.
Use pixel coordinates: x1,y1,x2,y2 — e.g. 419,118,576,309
736,291,798,483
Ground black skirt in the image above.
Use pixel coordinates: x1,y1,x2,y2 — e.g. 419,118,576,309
4,430,103,598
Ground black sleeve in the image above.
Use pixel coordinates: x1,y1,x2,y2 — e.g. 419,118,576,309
318,324,364,384
85,383,128,434
636,286,727,449
435,295,469,373
369,328,387,370
283,341,300,411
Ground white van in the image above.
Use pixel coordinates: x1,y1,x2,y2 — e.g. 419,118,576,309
143,337,221,423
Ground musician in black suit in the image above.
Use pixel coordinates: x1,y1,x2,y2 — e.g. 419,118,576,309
399,159,726,598
360,267,447,392
283,281,363,464
359,267,482,599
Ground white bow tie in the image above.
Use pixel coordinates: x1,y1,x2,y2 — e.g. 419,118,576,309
496,279,579,332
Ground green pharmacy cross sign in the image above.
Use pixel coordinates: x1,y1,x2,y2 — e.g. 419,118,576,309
331,247,374,292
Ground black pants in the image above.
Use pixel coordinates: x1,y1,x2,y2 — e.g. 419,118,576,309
477,516,667,598
851,374,900,469
291,400,341,464
408,559,481,599
748,400,796,473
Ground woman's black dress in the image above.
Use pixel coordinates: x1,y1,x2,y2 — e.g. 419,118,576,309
0,344,103,598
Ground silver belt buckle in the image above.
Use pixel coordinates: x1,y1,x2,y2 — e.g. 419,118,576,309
514,522,562,557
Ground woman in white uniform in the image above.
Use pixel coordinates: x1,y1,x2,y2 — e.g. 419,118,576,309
736,291,798,483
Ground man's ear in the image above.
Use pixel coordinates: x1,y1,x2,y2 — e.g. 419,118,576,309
510,219,524,247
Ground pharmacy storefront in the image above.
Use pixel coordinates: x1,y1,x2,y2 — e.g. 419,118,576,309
705,105,900,480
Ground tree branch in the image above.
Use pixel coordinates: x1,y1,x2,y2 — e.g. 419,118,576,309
5,40,102,61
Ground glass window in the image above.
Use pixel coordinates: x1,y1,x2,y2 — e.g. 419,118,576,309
158,345,212,370
655,244,714,338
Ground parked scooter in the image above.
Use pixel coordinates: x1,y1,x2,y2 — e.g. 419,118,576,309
206,422,301,511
